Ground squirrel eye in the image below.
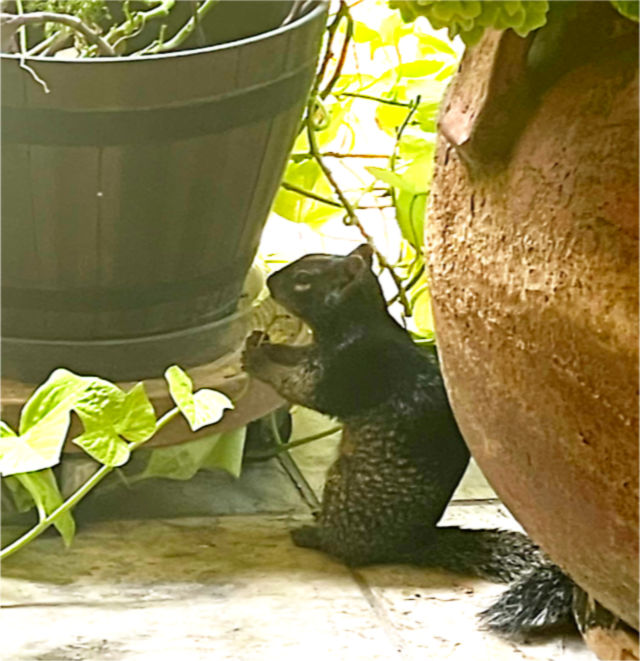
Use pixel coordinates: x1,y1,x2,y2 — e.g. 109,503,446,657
293,271,312,292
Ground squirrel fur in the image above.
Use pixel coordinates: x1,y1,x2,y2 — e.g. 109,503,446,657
242,244,576,636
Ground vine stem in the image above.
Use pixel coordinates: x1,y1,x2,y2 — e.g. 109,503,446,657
0,407,181,560
247,425,342,461
12,0,50,92
106,0,176,50
134,0,220,56
281,180,391,210
305,99,412,316
2,11,116,56
337,92,412,107
319,1,353,100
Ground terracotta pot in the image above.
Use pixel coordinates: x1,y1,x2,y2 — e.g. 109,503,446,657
426,15,638,630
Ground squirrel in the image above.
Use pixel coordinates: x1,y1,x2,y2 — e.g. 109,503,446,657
242,244,576,636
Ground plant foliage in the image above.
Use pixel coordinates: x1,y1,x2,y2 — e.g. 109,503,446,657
0,366,237,558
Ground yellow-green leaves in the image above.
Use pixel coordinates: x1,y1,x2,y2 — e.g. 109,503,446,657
164,365,233,431
611,1,639,21
140,427,246,482
390,1,551,46
118,383,157,443
1,365,239,558
15,470,76,547
0,369,95,476
72,380,157,467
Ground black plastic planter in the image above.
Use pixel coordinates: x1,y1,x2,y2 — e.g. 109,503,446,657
1,0,327,382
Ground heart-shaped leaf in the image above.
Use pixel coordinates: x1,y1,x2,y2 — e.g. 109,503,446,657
165,365,233,432
19,368,94,434
117,383,157,443
72,429,131,467
0,405,72,476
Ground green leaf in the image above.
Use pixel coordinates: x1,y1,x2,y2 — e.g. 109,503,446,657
191,390,234,430
74,379,126,432
19,368,93,434
397,60,444,78
416,101,441,132
352,20,383,54
396,191,427,249
366,166,420,194
412,287,435,336
274,159,342,227
15,469,75,547
165,364,194,413
1,421,17,438
117,383,156,443
165,365,233,432
415,32,458,58
202,427,247,479
139,428,246,481
3,475,36,513
611,0,639,21
399,135,435,160
400,152,435,191
375,102,411,135
379,12,413,45
72,429,131,467
0,404,73,476
141,435,219,481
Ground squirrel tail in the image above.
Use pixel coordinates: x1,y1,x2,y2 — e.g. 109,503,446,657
408,526,547,583
401,526,575,635
478,564,575,635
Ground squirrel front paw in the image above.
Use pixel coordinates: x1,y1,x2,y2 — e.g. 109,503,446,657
241,331,271,376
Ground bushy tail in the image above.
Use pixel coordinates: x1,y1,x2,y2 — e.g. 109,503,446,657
397,526,575,635
402,526,547,583
478,564,575,635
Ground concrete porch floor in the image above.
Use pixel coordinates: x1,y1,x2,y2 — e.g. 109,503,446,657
1,409,595,660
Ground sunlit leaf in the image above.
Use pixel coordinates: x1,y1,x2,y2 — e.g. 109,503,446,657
117,383,156,443
74,379,126,432
366,166,419,194
202,427,247,479
73,429,131,467
415,32,458,58
165,365,233,432
375,102,411,134
352,20,383,54
412,286,435,335
0,405,72,476
19,368,93,434
274,159,342,227
15,469,75,546
140,427,246,481
396,190,427,249
3,475,35,513
399,135,435,160
397,60,444,78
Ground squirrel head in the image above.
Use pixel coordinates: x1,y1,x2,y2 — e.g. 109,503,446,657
266,244,384,329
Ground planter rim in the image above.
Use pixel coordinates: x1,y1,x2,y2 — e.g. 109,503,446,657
2,266,266,349
0,1,327,65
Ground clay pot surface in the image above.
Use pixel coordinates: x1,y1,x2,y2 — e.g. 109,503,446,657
427,32,638,627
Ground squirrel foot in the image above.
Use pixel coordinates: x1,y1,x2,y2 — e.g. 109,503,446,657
290,525,323,550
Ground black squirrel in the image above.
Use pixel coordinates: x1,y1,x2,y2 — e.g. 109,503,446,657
242,244,575,636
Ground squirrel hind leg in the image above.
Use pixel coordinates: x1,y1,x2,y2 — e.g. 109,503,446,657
478,565,576,637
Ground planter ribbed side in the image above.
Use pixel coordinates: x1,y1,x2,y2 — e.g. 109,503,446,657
426,25,638,629
1,1,327,382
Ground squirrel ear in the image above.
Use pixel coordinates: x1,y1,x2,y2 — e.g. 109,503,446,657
348,243,374,269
